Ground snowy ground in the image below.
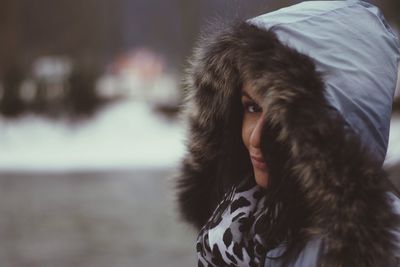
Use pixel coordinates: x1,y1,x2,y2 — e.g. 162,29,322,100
386,115,400,169
0,100,185,172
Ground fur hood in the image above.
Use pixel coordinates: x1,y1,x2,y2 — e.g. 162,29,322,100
176,1,400,266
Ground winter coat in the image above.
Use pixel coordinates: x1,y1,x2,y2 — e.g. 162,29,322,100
176,1,400,266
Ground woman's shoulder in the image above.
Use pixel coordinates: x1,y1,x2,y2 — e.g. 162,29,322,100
263,191,400,267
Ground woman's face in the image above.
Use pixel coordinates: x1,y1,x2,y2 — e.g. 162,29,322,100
241,82,269,188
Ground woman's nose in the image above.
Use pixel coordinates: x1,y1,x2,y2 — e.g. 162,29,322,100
250,116,264,149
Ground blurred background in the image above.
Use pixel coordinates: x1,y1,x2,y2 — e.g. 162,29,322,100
0,0,399,266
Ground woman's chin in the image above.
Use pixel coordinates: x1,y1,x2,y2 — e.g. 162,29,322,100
254,168,268,188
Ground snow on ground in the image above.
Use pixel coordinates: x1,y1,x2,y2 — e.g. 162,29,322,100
385,115,400,168
0,100,185,172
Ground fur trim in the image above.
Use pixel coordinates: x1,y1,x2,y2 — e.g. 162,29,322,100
175,21,400,266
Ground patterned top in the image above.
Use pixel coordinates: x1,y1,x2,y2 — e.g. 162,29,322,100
196,177,267,267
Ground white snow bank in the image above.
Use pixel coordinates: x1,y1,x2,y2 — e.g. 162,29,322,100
0,100,185,172
385,115,400,169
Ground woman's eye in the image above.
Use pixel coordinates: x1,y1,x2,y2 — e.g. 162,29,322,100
243,102,262,113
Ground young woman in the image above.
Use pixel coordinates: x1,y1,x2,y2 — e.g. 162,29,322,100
176,1,400,266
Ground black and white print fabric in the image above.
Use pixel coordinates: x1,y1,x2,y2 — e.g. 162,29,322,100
196,178,267,267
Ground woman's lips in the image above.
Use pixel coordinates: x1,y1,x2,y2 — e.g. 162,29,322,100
250,155,267,170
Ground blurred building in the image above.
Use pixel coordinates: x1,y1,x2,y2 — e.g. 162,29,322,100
1,0,398,75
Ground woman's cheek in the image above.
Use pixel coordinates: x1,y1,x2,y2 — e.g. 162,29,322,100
241,116,251,150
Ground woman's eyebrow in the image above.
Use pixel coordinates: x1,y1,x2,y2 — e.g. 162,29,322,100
241,91,252,99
